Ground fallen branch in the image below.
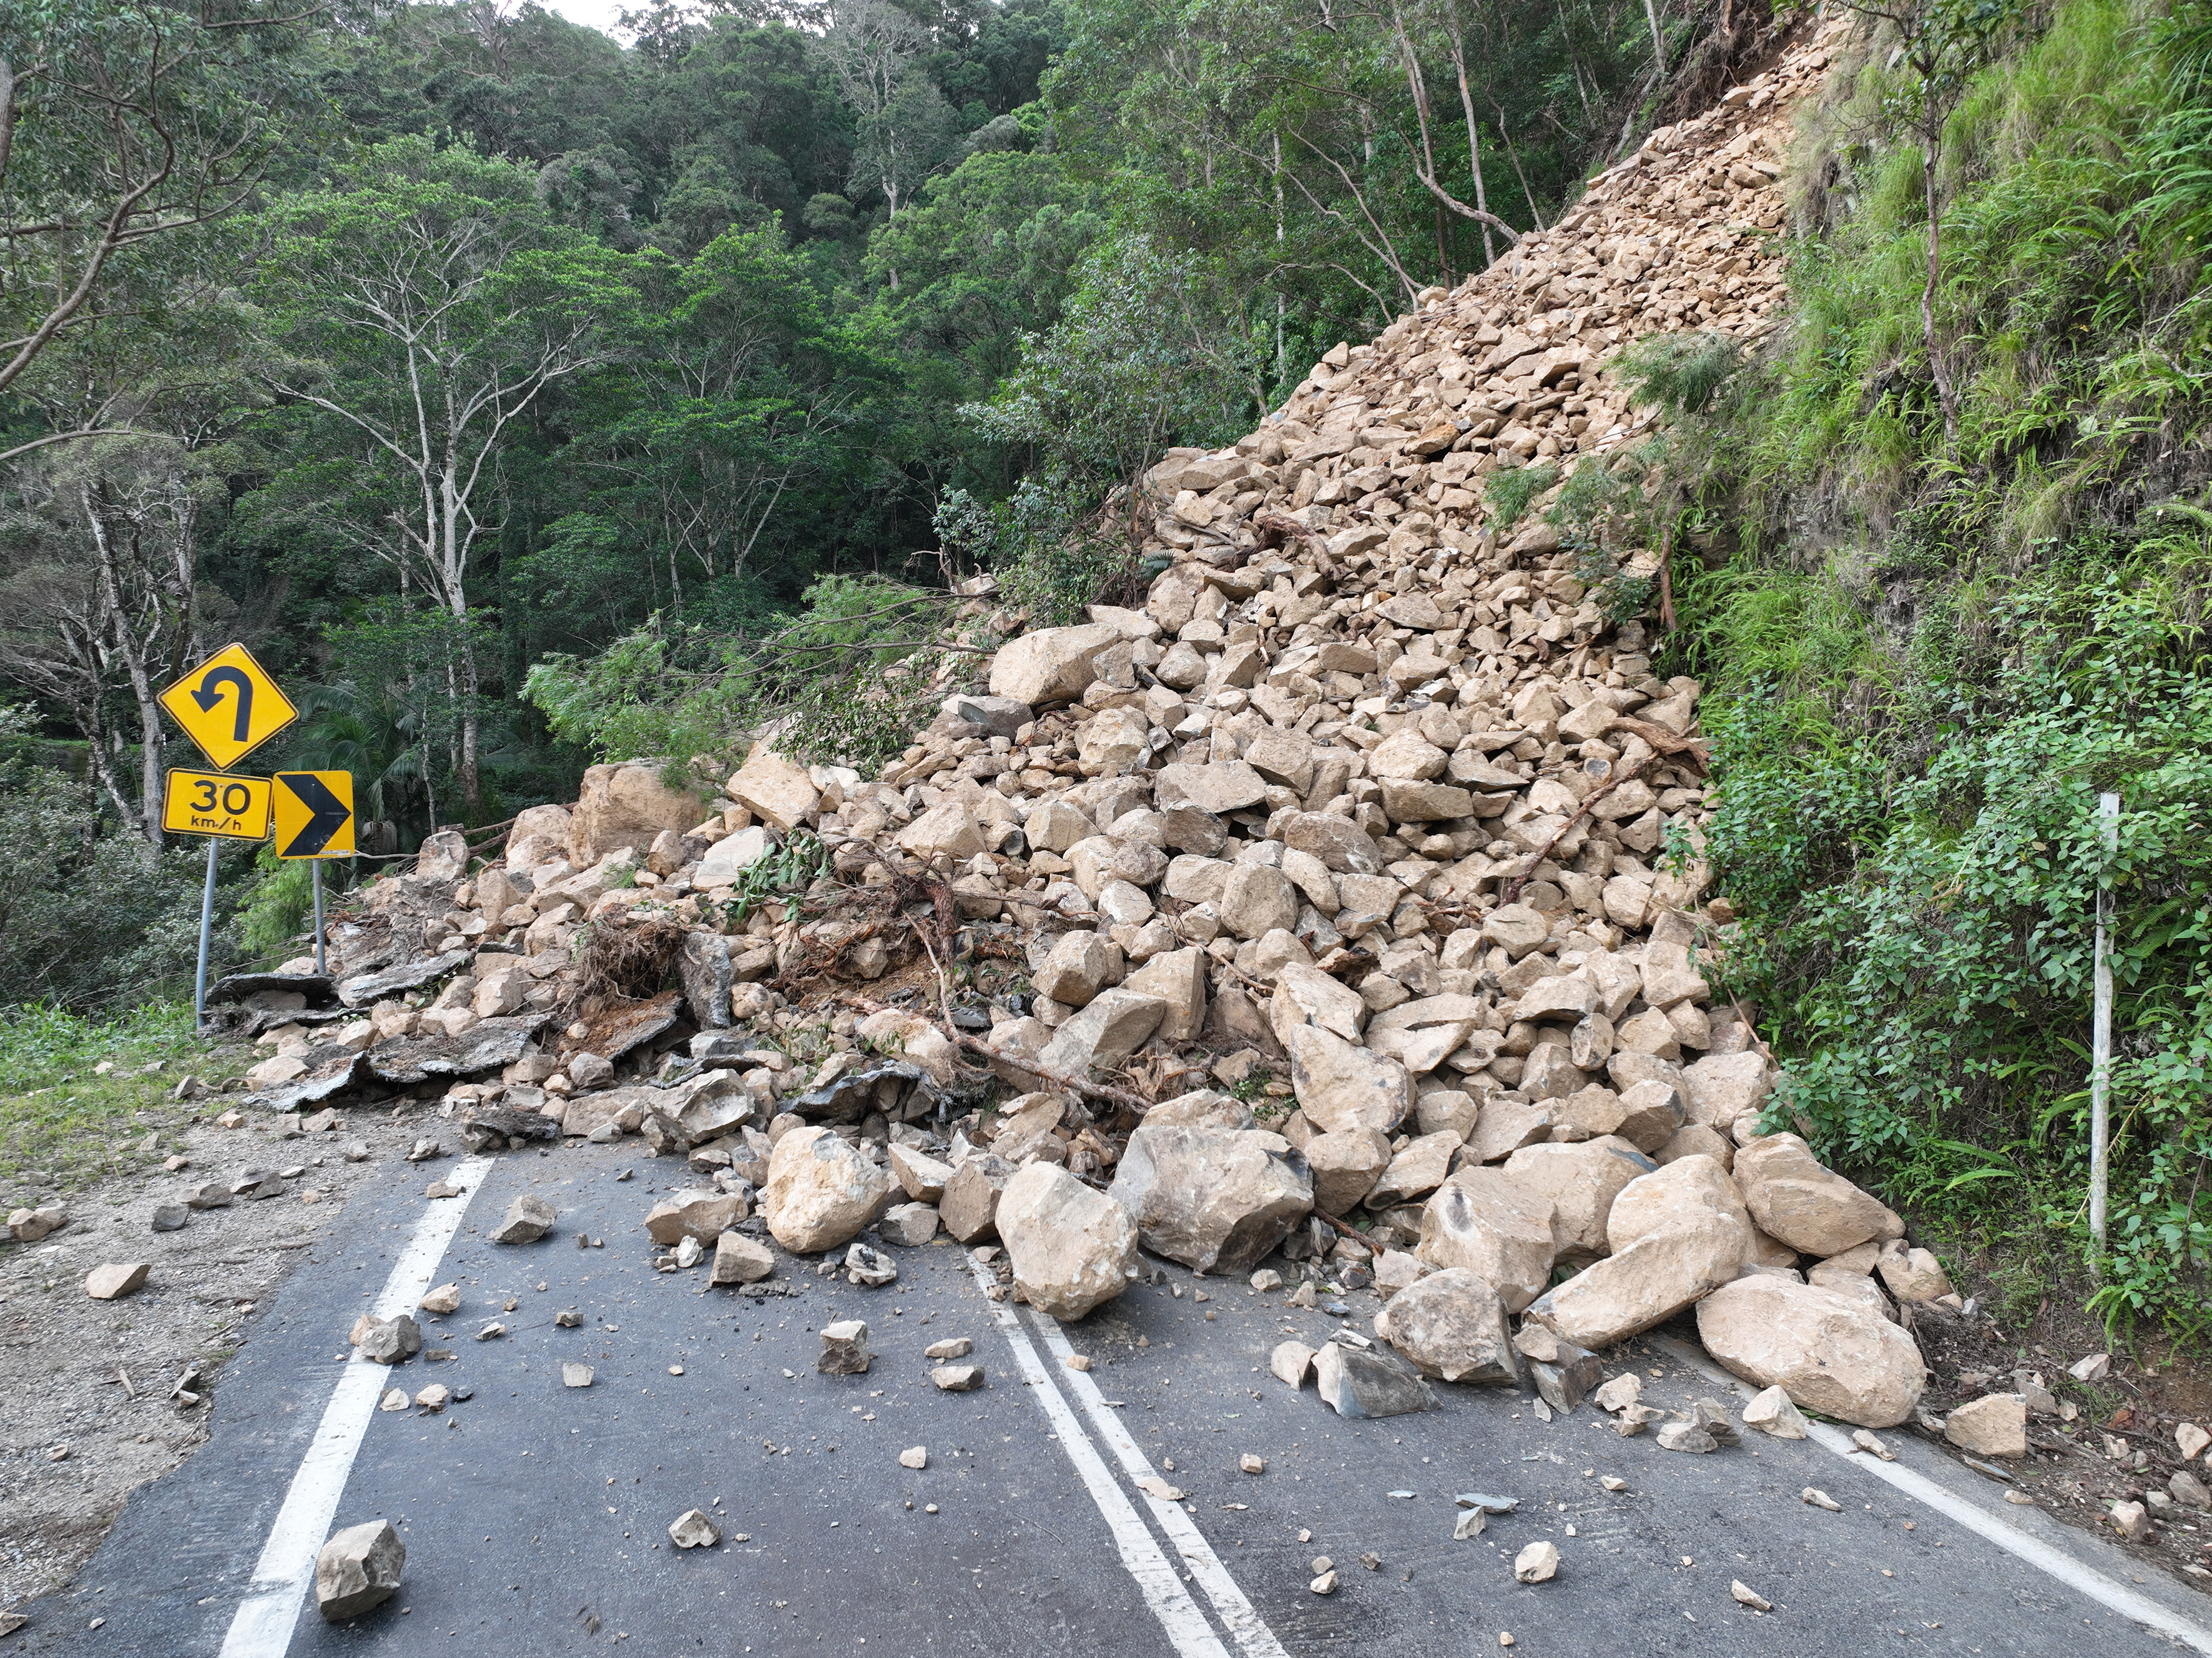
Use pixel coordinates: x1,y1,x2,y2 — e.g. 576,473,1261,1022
1502,757,1652,905
841,994,1154,1117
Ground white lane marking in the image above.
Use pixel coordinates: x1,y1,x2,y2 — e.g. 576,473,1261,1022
1021,1310,1292,1658
967,1261,1234,1658
1653,1336,2212,1654
219,1158,494,1658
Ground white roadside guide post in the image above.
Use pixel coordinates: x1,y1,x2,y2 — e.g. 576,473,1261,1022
2089,791,2120,1261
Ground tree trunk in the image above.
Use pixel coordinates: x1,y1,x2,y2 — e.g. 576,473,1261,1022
81,482,165,847
1449,36,1498,268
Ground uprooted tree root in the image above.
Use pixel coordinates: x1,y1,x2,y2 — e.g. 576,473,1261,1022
574,914,693,1000
769,844,962,996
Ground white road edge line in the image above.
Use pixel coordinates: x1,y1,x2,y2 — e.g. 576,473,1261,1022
1653,1335,2212,1655
1021,1308,1292,1658
966,1260,1234,1658
218,1157,494,1658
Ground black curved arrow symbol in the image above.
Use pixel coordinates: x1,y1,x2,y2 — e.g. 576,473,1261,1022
190,666,255,743
277,772,349,857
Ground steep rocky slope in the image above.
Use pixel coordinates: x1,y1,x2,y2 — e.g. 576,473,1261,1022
212,10,1974,1437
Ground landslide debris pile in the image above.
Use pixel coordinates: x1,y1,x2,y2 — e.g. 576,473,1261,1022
225,15,1969,1434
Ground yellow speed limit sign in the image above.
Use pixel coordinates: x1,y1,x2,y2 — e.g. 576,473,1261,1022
162,769,272,841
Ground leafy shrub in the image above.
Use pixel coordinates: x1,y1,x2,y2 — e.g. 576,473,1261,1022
0,762,247,1011
1483,461,1558,529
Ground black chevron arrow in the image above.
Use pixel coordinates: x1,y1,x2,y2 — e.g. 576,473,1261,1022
189,665,255,743
277,772,349,857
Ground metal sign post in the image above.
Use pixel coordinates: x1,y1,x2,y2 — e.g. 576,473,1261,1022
193,839,220,1032
2089,791,2120,1261
312,862,327,975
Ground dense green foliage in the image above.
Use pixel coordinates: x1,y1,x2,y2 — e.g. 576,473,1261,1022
1631,0,2212,1332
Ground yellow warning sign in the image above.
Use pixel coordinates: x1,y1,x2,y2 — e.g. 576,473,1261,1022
272,771,355,859
161,769,272,841
157,642,298,769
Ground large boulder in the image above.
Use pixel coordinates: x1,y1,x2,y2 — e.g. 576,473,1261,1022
1732,1133,1904,1256
1605,1153,1751,1257
990,623,1122,707
1270,962,1367,1047
726,738,820,832
1695,1275,1927,1428
762,1126,890,1253
1305,1128,1392,1214
1123,947,1209,1040
1364,1130,1460,1209
1679,1051,1773,1135
644,1188,745,1246
1381,1268,1521,1385
940,1153,1015,1243
1037,989,1167,1075
1416,1168,1557,1313
1154,761,1270,816
1290,1025,1411,1135
1502,1138,1656,1261
996,1163,1138,1320
568,761,701,867
1108,1126,1312,1274
1523,1211,1743,1350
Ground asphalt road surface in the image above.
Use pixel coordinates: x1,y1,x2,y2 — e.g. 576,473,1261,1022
14,1142,2212,1657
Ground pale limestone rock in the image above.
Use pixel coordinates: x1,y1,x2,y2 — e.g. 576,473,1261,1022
1154,759,1271,815
696,826,775,885
1365,1130,1460,1208
1035,930,1117,1008
1036,988,1168,1075
724,743,821,836
1290,1025,1412,1137
1742,1384,1810,1439
1605,1153,1751,1258
1733,1133,1904,1256
990,623,1122,706
315,1520,405,1621
1312,1340,1438,1418
710,1230,775,1284
1123,947,1209,1040
1026,798,1096,853
1363,994,1483,1075
1525,1211,1743,1350
1465,1097,1555,1163
1270,962,1367,1046
1271,1340,1317,1386
1417,1167,1557,1313
669,1509,724,1548
1142,1088,1254,1130
1945,1393,2027,1457
1384,1268,1521,1384
644,1188,744,1246
85,1262,149,1300
1696,1275,1927,1429
940,1154,1015,1243
489,1193,556,1245
817,1319,872,1374
1078,706,1153,776
1109,1125,1312,1273
1679,1050,1772,1132
889,1142,953,1202
898,802,987,861
1306,1128,1392,1214
566,761,702,866
1219,864,1299,940
997,1163,1138,1320
764,1125,891,1253
1877,1241,1954,1303
1503,1137,1657,1261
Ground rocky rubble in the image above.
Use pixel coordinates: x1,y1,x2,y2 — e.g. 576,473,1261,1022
217,15,1946,1433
